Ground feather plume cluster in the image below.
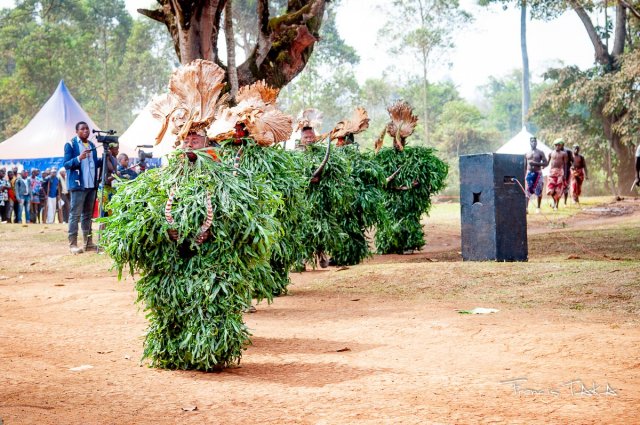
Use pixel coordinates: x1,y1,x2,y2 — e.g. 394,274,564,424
210,81,293,147
330,107,370,142
149,59,227,146
385,101,418,151
295,108,323,133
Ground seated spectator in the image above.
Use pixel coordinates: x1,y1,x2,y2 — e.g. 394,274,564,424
117,153,138,181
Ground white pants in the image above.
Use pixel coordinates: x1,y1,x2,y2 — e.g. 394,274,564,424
46,197,57,223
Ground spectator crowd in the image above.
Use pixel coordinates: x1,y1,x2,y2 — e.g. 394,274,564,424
0,166,69,224
0,151,139,225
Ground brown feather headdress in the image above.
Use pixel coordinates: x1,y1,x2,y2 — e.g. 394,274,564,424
295,108,323,133
384,101,418,152
149,59,227,146
209,80,293,147
330,107,370,145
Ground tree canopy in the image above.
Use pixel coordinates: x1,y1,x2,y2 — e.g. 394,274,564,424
0,0,173,137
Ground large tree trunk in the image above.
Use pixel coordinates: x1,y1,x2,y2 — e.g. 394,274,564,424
601,111,636,195
570,1,635,194
422,52,429,144
139,0,328,89
520,0,530,130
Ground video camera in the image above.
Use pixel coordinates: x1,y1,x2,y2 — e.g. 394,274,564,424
93,129,119,145
136,145,153,169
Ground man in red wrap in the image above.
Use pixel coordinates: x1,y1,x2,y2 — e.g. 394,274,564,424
571,144,588,206
546,139,569,210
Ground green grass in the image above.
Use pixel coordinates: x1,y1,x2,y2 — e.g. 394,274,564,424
303,200,640,315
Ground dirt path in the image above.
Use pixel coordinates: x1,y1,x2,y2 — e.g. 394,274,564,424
0,199,639,424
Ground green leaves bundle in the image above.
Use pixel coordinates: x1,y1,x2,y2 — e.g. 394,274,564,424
218,140,311,296
300,142,358,265
374,146,448,254
100,150,280,370
327,145,388,266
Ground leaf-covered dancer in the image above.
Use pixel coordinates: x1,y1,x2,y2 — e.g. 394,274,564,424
374,101,448,255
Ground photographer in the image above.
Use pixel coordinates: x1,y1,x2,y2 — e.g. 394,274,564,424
63,121,103,254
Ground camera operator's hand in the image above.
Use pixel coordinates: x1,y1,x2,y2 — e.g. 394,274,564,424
79,150,90,161
167,229,179,241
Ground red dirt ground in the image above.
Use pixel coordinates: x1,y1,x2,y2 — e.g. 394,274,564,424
0,199,639,424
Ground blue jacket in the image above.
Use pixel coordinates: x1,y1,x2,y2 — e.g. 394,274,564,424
63,136,103,191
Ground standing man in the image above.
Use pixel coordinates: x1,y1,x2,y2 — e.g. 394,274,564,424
43,167,60,224
58,168,70,223
524,136,548,214
0,169,10,222
7,170,17,223
560,140,574,206
27,169,42,223
546,139,569,210
15,169,30,223
63,121,103,254
40,169,50,221
571,145,588,206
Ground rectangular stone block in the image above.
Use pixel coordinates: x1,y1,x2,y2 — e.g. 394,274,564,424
459,153,528,262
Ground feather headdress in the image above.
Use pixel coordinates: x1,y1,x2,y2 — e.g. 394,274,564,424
149,59,227,146
330,107,370,144
236,80,279,105
295,108,323,133
209,81,293,147
385,101,418,151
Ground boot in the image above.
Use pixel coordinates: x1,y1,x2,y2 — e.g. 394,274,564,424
69,235,84,255
84,234,98,252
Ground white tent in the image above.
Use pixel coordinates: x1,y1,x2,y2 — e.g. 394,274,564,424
496,126,552,176
0,80,100,171
119,105,177,162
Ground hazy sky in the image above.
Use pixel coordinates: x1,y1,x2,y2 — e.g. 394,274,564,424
336,0,595,101
0,0,597,101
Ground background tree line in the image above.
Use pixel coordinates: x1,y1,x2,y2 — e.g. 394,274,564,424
1,0,638,195
0,0,175,139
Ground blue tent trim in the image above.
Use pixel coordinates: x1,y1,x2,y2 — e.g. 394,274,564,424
0,156,162,172
0,157,64,171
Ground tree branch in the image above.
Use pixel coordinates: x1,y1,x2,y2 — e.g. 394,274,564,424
138,8,165,23
254,0,271,67
620,0,640,20
568,0,612,67
236,0,327,88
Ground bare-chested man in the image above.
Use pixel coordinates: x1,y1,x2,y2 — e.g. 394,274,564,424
546,138,569,210
525,136,548,213
559,140,574,206
570,144,588,205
